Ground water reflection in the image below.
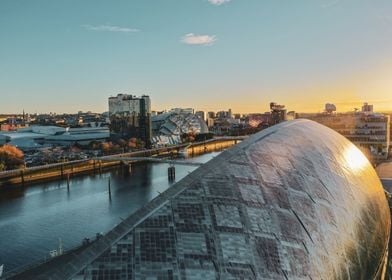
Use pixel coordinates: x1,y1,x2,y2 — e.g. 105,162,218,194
0,152,219,273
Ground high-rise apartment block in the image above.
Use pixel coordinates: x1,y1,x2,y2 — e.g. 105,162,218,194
108,94,152,146
195,111,205,121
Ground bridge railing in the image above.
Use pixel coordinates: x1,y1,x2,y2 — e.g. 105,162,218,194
0,137,246,178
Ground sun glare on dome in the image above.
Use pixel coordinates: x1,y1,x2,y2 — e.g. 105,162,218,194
343,145,369,171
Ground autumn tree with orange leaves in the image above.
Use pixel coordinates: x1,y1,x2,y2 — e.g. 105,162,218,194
0,144,25,171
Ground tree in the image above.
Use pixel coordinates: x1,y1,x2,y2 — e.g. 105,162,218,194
135,139,145,149
88,140,101,150
128,138,137,149
0,162,5,172
0,144,25,170
100,142,112,155
195,133,214,142
117,139,128,152
181,132,196,143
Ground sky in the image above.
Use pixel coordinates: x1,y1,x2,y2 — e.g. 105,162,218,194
1,0,392,114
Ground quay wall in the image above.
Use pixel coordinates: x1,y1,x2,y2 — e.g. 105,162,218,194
0,138,242,188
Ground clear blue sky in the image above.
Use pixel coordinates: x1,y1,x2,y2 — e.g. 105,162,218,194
1,0,392,114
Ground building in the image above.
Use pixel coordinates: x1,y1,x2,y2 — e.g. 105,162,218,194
9,120,390,279
194,111,205,121
108,94,152,147
246,113,271,128
362,102,374,113
0,126,109,150
0,115,28,131
302,107,390,161
171,108,194,115
286,110,296,121
270,102,287,125
216,110,232,119
151,109,209,146
207,111,215,119
206,117,214,128
390,113,392,156
325,103,337,113
228,108,232,119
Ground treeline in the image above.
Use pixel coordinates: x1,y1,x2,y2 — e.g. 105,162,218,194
88,138,145,155
181,133,214,143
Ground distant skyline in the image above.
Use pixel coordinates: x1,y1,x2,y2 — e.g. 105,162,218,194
1,0,392,114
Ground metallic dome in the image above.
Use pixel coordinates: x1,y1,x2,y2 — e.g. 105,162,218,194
9,119,390,279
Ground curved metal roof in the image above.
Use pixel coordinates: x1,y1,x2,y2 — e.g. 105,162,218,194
8,119,390,279
152,112,209,136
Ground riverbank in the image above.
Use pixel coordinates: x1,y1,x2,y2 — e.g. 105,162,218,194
0,138,243,189
0,152,221,274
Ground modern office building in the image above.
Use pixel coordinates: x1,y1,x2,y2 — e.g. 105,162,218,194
9,120,390,279
108,94,152,147
302,105,390,161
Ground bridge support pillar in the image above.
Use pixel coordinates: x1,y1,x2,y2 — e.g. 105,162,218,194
20,170,25,186
108,177,111,200
168,166,175,182
121,161,132,175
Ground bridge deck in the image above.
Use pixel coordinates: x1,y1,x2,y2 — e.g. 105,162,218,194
96,157,204,166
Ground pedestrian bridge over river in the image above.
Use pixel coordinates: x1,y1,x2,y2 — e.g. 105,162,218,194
96,156,204,167
0,136,246,187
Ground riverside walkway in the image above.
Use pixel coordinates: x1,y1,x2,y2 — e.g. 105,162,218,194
0,136,246,187
97,156,204,166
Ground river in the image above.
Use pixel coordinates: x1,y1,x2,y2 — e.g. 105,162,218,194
0,152,220,274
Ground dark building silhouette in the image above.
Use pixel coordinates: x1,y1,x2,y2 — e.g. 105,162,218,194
270,102,287,125
108,94,152,147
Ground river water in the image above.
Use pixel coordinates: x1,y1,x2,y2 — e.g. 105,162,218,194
0,152,220,274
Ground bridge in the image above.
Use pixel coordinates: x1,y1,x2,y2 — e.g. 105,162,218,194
95,156,204,167
0,136,247,187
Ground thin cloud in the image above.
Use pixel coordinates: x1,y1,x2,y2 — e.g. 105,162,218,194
208,0,230,6
321,0,340,8
181,33,217,46
83,24,140,33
